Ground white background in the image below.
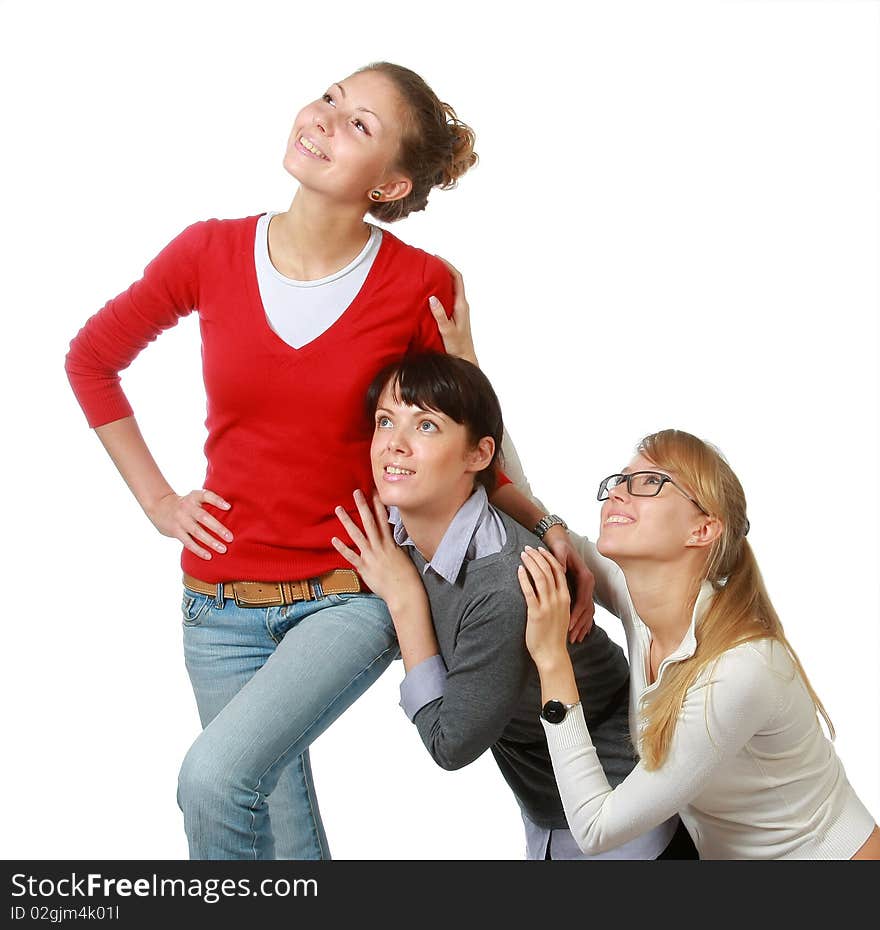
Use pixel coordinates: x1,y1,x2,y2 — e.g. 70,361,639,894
1,0,877,860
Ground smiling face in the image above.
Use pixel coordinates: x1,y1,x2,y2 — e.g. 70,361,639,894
370,382,493,518
596,453,713,566
283,70,413,207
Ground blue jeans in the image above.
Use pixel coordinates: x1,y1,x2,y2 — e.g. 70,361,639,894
178,587,398,860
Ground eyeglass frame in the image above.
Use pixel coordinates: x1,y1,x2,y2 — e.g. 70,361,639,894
597,471,710,516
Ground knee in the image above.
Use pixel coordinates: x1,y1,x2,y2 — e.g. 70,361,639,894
177,737,229,815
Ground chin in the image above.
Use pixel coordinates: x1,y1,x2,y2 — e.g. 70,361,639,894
283,155,307,183
375,488,396,509
374,483,410,511
596,533,624,562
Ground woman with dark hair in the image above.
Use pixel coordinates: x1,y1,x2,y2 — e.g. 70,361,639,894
65,63,591,860
332,353,693,859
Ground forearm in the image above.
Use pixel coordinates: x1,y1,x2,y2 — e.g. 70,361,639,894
490,457,568,549
535,653,580,706
385,587,441,672
490,482,544,531
94,416,175,519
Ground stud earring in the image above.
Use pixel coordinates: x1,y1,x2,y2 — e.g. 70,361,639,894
370,190,382,201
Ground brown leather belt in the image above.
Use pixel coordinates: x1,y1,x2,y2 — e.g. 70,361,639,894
183,570,363,607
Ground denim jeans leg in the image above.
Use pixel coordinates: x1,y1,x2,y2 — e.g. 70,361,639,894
178,592,397,860
180,593,328,859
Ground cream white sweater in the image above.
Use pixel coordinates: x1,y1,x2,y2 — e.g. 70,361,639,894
502,436,876,860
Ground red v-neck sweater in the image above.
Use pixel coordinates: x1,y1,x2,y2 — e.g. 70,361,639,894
66,215,453,583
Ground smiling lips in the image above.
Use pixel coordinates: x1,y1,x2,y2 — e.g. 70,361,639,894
604,513,635,525
297,135,329,160
383,464,415,481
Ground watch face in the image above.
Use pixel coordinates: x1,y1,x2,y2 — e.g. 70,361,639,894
541,700,567,724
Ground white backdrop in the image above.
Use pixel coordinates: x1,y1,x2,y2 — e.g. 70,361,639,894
2,0,877,860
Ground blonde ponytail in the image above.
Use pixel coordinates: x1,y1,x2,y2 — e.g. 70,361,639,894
636,431,833,770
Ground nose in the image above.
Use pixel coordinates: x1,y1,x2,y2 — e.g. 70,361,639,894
610,480,631,503
314,109,333,136
386,427,410,455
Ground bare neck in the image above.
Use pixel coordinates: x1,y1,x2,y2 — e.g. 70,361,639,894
398,487,475,562
617,558,702,660
269,189,373,280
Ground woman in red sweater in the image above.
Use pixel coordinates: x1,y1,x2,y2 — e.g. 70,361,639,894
66,62,592,860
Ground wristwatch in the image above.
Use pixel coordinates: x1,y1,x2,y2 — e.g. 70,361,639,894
533,514,568,540
541,699,581,725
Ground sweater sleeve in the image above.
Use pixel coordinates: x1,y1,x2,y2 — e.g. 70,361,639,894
499,431,623,613
65,221,205,427
543,642,780,855
412,587,531,771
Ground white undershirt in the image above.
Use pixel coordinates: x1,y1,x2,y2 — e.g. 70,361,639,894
254,211,382,349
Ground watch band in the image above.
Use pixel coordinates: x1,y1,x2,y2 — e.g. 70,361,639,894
533,514,568,540
541,699,581,725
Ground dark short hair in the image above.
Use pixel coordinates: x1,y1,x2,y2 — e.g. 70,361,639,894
365,353,504,494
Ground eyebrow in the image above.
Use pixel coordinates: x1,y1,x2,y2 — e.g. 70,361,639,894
333,82,382,125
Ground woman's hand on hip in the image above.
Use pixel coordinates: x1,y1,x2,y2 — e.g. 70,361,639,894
519,546,573,670
332,490,424,611
430,257,479,365
147,489,233,561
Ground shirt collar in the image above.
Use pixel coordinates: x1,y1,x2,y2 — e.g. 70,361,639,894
388,486,489,584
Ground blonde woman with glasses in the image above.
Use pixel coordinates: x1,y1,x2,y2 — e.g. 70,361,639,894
432,272,880,861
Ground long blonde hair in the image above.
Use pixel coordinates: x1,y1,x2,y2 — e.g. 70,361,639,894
636,429,833,770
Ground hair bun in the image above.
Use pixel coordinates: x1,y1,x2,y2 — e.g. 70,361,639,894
358,62,478,221
438,103,478,189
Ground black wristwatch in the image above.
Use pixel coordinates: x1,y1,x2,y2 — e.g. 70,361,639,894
533,514,568,540
541,699,581,725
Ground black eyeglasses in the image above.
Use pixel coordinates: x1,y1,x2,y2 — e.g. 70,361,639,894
597,472,709,515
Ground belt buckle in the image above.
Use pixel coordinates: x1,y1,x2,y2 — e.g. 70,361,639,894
310,578,325,600
231,581,285,608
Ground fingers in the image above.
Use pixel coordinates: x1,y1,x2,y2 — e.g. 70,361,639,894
517,564,538,607
371,493,392,540
567,573,589,636
201,489,231,511
334,489,387,553
564,561,595,642
180,490,233,560
184,489,234,545
521,547,567,601
569,611,594,644
542,547,569,587
188,519,228,554
428,295,451,326
330,535,361,569
334,503,368,553
352,489,381,546
177,531,214,561
195,512,233,542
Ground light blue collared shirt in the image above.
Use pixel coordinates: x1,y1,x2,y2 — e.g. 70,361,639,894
388,484,507,584
390,486,507,721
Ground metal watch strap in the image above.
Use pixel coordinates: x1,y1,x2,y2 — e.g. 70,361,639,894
533,514,568,539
